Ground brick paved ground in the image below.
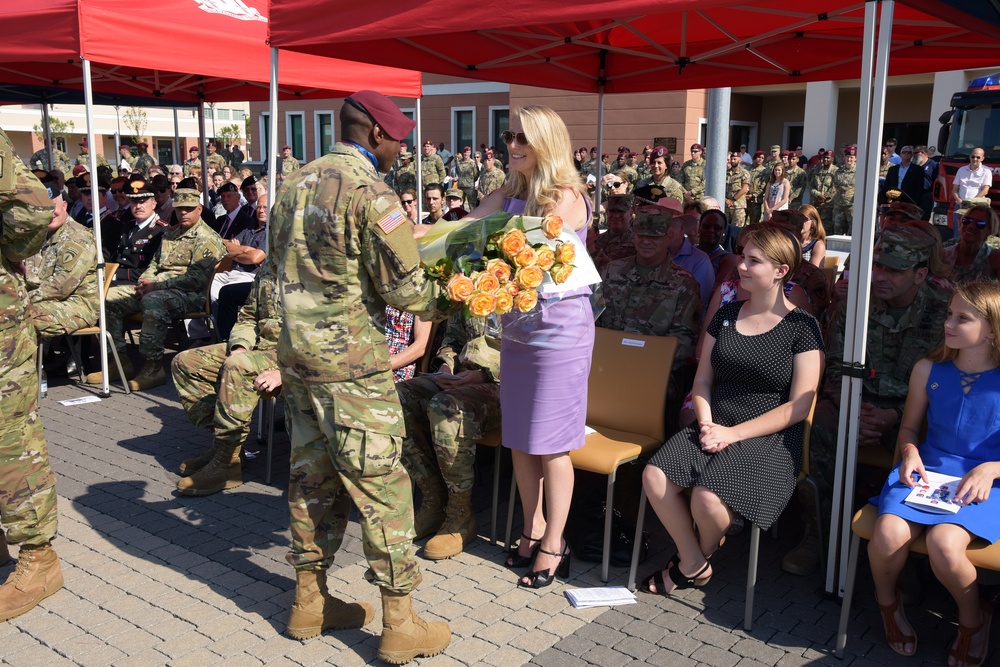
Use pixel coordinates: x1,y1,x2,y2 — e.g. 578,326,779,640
2,365,994,666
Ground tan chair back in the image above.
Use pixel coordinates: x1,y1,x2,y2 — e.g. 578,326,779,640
101,262,118,295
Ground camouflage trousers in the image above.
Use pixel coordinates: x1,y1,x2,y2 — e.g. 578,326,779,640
815,203,835,234
105,284,204,361
28,297,98,339
282,372,421,593
460,187,478,210
171,343,278,448
746,200,763,226
831,203,854,236
727,206,747,228
0,322,57,547
397,376,501,496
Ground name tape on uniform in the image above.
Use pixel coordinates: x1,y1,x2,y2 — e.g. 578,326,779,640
621,338,646,347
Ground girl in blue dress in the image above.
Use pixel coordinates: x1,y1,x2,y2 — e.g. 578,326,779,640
868,281,1000,667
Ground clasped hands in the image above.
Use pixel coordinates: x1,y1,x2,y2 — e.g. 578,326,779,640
698,420,738,454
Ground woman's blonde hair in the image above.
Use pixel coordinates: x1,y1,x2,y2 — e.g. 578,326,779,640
931,280,1000,364
799,204,826,242
743,225,801,284
966,203,999,236
504,105,587,217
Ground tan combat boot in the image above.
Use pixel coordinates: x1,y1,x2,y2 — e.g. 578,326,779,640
0,532,9,568
178,446,217,476
177,444,242,496
85,355,133,385
128,360,166,391
377,589,451,664
0,544,64,622
423,491,477,560
781,516,821,576
412,474,447,541
285,569,374,640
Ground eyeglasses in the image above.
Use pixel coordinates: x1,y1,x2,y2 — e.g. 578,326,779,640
611,181,624,189
970,155,983,160
500,130,529,146
110,188,123,194
900,150,912,154
401,199,415,205
170,172,182,176
961,216,988,229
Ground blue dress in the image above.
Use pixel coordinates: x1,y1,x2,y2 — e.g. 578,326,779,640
875,361,1000,542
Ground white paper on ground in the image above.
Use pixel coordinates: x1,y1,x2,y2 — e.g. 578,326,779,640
58,396,102,406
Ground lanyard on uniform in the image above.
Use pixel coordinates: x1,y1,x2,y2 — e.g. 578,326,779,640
344,142,379,173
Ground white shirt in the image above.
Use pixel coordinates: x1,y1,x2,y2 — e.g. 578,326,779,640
954,163,993,201
134,212,159,232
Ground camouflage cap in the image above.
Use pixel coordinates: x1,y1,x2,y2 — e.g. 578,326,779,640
633,205,673,237
606,194,633,213
399,151,413,160
172,188,201,207
874,224,934,270
445,187,464,199
956,197,992,217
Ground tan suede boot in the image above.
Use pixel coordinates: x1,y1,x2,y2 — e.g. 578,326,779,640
85,355,133,385
0,544,64,623
0,532,9,568
176,444,242,496
377,589,451,664
412,474,447,541
128,360,166,391
178,446,216,476
423,491,477,560
285,569,374,640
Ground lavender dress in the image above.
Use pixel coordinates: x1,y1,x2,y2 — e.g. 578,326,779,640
500,197,596,454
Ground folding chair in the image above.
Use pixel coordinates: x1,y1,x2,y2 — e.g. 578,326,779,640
255,390,281,484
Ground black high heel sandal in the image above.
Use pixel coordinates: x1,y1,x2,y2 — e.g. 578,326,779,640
518,546,570,589
505,533,541,569
639,557,711,596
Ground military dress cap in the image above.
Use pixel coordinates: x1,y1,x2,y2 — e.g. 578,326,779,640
73,172,92,189
172,188,201,207
39,176,60,200
177,176,200,190
72,164,88,177
874,225,934,270
217,182,238,194
445,187,464,199
844,146,857,156
633,205,674,237
32,168,51,181
818,148,828,155
240,174,257,189
606,194,634,212
344,89,417,141
97,177,111,191
881,201,923,221
125,176,155,198
150,174,171,191
770,144,781,152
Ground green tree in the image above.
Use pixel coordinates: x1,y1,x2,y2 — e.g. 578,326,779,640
216,123,242,148
33,116,75,144
122,106,148,144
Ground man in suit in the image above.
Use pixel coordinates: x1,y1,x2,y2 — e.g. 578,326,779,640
213,182,252,240
881,145,925,210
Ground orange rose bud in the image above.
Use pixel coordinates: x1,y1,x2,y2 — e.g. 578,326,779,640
515,265,545,290
486,258,512,283
514,288,538,313
474,271,501,293
494,289,514,314
446,273,475,302
550,262,574,284
505,282,520,296
541,214,564,239
514,246,537,268
554,241,576,264
467,290,497,317
499,229,527,258
535,246,555,271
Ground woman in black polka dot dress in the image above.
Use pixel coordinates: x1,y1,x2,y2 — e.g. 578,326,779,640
640,226,825,595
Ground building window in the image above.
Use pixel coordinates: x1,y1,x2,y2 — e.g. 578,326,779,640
259,112,270,162
489,107,509,153
217,108,231,121
315,111,335,158
452,107,475,157
399,108,415,152
156,140,174,167
233,110,246,121
286,112,305,160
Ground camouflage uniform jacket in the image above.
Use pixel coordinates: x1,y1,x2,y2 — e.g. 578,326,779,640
825,279,950,407
832,165,857,206
207,153,228,174
394,164,416,195
420,154,447,186
134,153,156,176
268,142,447,393
454,157,479,189
478,168,506,199
726,166,751,208
634,174,685,202
140,219,226,293
787,165,808,205
635,161,652,182
183,158,201,177
879,161,891,179
591,229,635,271
597,256,702,369
24,219,98,310
1,129,52,332
433,313,501,382
809,165,838,204
280,156,299,176
228,268,281,353
28,149,73,176
76,152,109,169
681,158,706,200
747,165,768,203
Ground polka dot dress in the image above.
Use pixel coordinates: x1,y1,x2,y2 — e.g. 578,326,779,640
650,301,824,530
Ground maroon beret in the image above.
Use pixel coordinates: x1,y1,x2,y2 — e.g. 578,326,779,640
844,146,857,156
691,143,703,152
347,90,416,141
753,150,765,158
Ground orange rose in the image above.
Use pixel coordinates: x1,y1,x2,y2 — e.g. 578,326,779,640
505,282,520,296
514,246,537,268
486,258,512,283
514,288,538,313
541,214,564,239
515,265,545,290
446,274,475,302
474,271,501,293
467,290,497,317
535,246,556,271
555,241,576,264
494,289,514,314
499,229,527,258
550,262,574,284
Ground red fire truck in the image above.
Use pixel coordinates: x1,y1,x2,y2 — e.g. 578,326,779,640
933,72,1000,226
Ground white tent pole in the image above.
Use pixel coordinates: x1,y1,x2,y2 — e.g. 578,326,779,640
42,101,53,171
82,58,111,396
595,91,605,221
198,102,209,207
705,87,731,202
416,98,423,222
172,108,180,166
267,47,280,240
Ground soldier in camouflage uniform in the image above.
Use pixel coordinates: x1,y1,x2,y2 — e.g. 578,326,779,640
454,147,479,209
279,145,298,179
785,152,808,209
746,150,767,225
28,142,73,177
0,127,63,623
725,152,751,227
782,223,950,576
117,144,135,175
206,143,228,175
420,140,447,186
477,156,506,201
590,194,636,270
171,267,280,496
681,144,706,205
394,153,417,197
762,144,782,175
398,313,500,560
809,149,838,230
635,146,652,182
132,142,156,177
634,146,685,204
23,178,98,338
268,90,451,660
75,140,108,169
614,151,638,185
831,146,857,236
98,188,226,392
183,147,201,177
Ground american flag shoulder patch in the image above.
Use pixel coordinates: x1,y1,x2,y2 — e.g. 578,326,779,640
376,208,407,234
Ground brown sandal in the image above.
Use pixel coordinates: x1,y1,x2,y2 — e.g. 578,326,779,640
950,600,992,667
876,590,917,657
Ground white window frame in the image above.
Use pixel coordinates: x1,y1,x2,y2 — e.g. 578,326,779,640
783,122,805,152
488,105,510,150
730,120,758,154
451,106,476,157
399,107,416,151
699,118,709,149
314,110,336,160
258,112,270,162
285,111,305,161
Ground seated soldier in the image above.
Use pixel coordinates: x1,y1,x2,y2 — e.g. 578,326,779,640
170,267,280,495
87,188,226,391
398,313,501,560
590,194,635,270
24,176,99,339
108,176,170,284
